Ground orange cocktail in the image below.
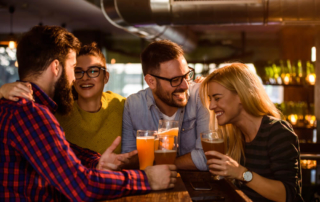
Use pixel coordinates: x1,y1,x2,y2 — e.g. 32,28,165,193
136,130,157,170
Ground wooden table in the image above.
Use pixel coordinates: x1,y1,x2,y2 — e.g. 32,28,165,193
179,171,252,202
104,171,251,202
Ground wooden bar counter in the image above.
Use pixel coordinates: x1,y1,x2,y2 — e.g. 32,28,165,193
104,171,251,202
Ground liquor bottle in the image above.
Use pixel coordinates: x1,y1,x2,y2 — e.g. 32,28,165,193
306,61,316,85
280,60,289,85
297,60,304,85
286,60,293,85
272,63,281,84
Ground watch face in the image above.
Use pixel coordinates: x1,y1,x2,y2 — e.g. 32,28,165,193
244,171,253,182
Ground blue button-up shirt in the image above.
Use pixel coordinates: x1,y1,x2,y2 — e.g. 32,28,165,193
121,83,209,171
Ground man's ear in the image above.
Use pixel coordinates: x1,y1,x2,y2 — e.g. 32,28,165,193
104,72,109,85
49,59,62,78
145,74,156,90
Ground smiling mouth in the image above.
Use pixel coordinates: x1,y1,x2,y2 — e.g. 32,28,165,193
80,84,94,88
215,112,224,118
173,92,186,99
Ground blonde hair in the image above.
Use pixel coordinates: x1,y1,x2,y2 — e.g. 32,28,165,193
200,63,281,163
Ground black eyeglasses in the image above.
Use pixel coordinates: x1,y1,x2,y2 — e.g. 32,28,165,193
150,67,195,87
74,66,107,79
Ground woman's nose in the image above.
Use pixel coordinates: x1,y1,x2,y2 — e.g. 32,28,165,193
209,100,216,110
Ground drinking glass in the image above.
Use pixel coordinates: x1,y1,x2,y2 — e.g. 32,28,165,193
200,129,225,180
154,135,177,165
136,130,157,170
158,120,179,137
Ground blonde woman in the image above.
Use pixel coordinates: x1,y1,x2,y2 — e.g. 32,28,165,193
199,63,303,202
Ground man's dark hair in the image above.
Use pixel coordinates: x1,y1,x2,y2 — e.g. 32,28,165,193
17,25,81,80
141,40,184,76
78,42,106,67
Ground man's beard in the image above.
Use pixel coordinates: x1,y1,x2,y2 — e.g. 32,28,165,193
53,68,74,116
154,80,188,108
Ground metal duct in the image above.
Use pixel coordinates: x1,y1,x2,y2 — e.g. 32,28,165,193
101,0,320,51
101,0,197,52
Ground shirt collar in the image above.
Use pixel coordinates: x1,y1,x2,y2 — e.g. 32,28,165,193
29,82,58,113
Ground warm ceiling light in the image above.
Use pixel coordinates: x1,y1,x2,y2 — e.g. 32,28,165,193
8,41,16,49
111,58,116,64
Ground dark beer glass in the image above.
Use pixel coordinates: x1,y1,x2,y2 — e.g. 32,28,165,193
201,129,225,180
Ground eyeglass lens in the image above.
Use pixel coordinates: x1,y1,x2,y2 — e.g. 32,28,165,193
171,70,194,87
75,67,101,79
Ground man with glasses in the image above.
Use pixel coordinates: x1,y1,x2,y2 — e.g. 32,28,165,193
122,40,210,171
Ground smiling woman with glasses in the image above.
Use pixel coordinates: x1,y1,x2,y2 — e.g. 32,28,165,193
0,42,127,159
150,67,195,87
53,43,126,156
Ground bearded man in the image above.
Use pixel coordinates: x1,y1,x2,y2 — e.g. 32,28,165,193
0,26,177,201
122,40,210,171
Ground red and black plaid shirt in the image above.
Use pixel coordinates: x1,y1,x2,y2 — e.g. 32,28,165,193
0,83,151,201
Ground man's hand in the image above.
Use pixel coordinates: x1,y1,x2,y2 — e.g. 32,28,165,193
97,136,137,171
144,165,177,190
0,82,33,101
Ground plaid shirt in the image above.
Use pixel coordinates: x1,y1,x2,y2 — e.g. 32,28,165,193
0,83,151,201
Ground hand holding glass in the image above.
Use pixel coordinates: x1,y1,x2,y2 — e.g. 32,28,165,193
201,129,225,180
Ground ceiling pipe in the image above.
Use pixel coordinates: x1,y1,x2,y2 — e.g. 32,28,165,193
101,0,320,52
100,0,197,52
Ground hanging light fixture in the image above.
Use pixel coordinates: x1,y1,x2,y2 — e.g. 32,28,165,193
8,6,16,49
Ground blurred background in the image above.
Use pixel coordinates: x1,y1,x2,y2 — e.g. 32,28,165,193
0,0,319,200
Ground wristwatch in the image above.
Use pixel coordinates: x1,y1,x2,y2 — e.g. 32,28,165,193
242,170,253,182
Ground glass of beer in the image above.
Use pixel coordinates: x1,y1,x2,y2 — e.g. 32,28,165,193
136,130,157,170
201,129,225,180
158,120,179,137
154,135,177,165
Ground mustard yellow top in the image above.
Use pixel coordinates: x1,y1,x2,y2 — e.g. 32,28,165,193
55,91,125,154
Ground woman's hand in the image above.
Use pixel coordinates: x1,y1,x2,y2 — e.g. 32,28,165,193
0,82,33,101
205,151,246,180
194,76,205,83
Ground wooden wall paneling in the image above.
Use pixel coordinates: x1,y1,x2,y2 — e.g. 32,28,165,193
280,26,315,61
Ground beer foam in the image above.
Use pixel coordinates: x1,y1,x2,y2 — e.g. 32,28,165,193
154,150,176,153
137,136,155,140
158,127,178,134
203,139,224,143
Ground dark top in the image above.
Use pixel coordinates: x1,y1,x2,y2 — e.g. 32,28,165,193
238,115,303,202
